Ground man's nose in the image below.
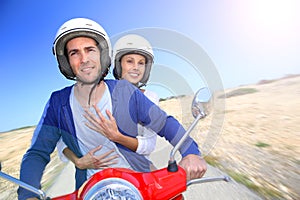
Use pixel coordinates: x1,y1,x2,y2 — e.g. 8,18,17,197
81,52,89,63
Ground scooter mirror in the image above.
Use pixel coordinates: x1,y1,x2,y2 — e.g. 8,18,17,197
168,87,213,172
191,87,212,119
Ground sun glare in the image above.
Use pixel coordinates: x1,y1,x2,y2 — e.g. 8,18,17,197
253,0,298,30
230,0,300,51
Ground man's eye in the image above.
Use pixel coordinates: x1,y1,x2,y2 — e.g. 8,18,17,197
69,51,76,57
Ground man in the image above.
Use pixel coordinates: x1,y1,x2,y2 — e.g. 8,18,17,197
18,18,207,200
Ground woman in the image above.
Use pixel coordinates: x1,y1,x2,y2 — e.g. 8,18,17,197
112,34,159,157
56,34,159,171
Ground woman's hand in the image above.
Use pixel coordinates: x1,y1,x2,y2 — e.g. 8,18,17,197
84,105,139,152
75,146,118,170
84,105,122,142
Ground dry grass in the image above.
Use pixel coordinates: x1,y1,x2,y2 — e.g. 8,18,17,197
0,127,64,200
160,75,300,200
0,75,299,200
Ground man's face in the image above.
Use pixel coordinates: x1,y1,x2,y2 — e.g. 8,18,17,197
66,37,101,84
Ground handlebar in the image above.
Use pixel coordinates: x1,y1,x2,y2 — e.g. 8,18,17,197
187,176,231,187
0,171,48,200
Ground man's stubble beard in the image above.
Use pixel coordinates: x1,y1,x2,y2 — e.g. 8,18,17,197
76,68,102,86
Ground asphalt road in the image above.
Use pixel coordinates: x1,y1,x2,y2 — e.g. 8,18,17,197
46,137,263,200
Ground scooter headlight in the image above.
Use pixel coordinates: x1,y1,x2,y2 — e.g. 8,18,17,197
83,177,143,200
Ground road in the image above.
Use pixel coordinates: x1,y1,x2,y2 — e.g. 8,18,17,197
46,137,263,200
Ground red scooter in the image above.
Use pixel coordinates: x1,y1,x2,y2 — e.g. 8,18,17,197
0,87,230,200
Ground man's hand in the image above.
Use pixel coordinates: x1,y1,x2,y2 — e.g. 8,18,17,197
179,154,207,180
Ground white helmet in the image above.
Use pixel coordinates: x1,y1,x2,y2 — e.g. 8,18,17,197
52,18,112,80
113,34,154,87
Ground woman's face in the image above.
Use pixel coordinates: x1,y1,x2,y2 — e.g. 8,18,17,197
120,54,146,85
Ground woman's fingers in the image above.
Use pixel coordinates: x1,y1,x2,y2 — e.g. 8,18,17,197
92,149,119,169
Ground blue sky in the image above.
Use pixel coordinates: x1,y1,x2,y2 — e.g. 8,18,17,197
1,0,299,132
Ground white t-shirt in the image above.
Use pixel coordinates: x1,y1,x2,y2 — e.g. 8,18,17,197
57,85,131,179
56,87,159,171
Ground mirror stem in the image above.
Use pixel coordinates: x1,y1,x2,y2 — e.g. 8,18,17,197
168,113,204,170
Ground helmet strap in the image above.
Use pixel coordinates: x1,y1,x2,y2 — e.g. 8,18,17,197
87,67,109,105
138,82,146,88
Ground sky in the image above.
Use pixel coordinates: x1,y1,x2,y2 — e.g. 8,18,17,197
0,0,299,132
